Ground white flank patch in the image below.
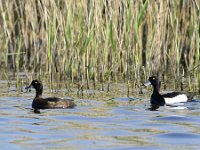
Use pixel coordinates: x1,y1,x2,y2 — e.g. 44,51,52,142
164,94,188,105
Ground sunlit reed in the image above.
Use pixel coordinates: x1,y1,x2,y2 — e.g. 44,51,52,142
0,0,199,92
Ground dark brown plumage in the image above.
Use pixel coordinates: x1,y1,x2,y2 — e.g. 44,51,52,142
26,80,76,109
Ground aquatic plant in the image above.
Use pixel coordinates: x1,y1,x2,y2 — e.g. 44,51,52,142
0,0,199,92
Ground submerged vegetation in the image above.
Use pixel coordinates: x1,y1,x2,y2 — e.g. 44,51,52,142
0,0,199,92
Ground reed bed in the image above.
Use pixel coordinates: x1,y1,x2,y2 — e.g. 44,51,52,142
0,0,199,92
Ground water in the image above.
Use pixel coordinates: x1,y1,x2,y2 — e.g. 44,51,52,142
0,81,200,150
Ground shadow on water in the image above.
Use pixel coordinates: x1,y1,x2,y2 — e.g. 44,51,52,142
0,80,200,149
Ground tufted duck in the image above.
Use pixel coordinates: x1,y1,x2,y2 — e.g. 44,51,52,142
144,76,195,108
26,80,76,109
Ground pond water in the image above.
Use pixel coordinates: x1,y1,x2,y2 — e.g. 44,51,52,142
0,80,200,150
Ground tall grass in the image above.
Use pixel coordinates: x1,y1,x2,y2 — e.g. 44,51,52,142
0,0,199,91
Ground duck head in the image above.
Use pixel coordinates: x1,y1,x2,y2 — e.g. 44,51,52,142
26,80,43,96
144,76,161,92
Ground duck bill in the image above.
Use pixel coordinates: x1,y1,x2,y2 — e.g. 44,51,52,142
144,81,151,86
25,85,31,90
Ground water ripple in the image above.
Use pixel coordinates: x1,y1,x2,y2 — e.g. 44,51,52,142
0,93,200,150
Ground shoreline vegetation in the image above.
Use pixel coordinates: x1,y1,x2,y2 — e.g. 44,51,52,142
0,0,199,93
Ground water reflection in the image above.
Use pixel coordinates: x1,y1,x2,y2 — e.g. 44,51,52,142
0,83,200,149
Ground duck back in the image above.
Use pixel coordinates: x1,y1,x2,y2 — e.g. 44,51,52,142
32,97,76,109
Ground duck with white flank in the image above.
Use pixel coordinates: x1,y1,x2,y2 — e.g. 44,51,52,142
144,76,195,109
